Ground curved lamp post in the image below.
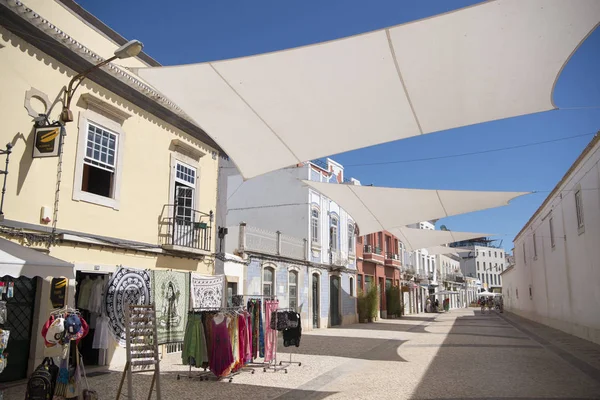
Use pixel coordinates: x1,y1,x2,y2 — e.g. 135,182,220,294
61,39,143,123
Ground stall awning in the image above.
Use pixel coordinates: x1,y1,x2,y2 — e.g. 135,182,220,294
390,227,491,252
0,238,74,279
303,181,527,236
136,0,600,179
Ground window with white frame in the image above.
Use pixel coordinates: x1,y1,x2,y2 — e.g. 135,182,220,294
330,215,339,251
311,208,319,243
549,217,555,248
82,122,118,198
575,189,584,231
174,161,197,222
263,267,275,297
289,270,298,311
348,223,355,253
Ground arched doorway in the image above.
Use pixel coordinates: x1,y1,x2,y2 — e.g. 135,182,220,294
330,275,341,326
312,273,320,329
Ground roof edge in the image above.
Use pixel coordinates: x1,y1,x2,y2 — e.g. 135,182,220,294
55,0,161,67
514,132,600,241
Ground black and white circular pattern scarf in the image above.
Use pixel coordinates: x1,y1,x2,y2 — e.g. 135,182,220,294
105,267,152,346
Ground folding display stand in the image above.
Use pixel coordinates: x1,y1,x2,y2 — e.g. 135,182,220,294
116,304,161,400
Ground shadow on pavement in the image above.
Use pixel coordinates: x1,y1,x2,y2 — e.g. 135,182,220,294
409,310,600,399
277,334,408,362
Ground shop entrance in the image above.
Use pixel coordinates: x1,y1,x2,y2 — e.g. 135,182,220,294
312,273,319,329
75,271,109,366
0,276,37,382
329,276,341,326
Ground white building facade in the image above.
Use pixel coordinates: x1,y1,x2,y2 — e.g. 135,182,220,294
223,158,359,327
458,242,505,292
502,133,600,345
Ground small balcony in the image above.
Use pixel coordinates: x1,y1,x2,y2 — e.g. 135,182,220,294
384,252,401,267
159,204,213,255
363,245,382,254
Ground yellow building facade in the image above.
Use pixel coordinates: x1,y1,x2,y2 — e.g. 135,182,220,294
0,0,223,378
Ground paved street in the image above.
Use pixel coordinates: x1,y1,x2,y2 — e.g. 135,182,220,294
4,309,600,399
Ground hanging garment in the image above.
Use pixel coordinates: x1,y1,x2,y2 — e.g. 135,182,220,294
283,312,302,348
270,310,290,331
203,313,215,369
104,267,152,346
182,313,208,367
245,312,252,363
264,300,279,362
248,301,259,359
258,302,265,358
77,277,94,310
153,270,189,344
87,278,105,314
237,314,247,365
210,314,234,378
92,315,110,350
190,274,225,309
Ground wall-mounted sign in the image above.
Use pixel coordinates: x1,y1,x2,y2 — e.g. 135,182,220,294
50,277,67,308
32,123,63,158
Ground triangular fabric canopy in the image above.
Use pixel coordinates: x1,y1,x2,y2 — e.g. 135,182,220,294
422,246,473,256
0,238,74,279
390,227,491,252
303,181,528,236
137,0,600,179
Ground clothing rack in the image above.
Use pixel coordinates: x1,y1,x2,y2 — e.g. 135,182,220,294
239,295,277,373
274,308,302,370
178,306,245,383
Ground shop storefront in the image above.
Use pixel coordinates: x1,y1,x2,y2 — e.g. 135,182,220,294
0,238,74,383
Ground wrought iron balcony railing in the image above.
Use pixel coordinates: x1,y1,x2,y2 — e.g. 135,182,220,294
160,204,213,253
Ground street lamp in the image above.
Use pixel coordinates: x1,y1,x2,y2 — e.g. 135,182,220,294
61,39,143,123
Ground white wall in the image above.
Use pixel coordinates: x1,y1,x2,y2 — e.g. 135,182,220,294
225,165,310,240
503,136,600,345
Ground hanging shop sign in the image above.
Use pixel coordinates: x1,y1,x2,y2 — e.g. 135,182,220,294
32,123,63,158
50,277,67,308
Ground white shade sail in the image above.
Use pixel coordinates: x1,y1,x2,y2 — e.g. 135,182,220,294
390,227,491,252
137,0,600,179
422,246,473,256
303,180,528,236
0,238,74,279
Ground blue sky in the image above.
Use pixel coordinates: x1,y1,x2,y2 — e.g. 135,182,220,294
79,0,600,252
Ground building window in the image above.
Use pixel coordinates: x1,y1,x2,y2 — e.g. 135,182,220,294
263,267,275,297
477,261,480,270
522,242,527,265
173,161,197,224
82,122,118,198
494,251,497,258
350,276,354,297
348,223,355,253
533,233,538,259
549,217,555,248
483,262,486,270
330,216,339,251
488,251,491,257
516,288,519,299
529,286,532,299
227,282,238,307
499,275,502,285
575,189,584,232
311,209,319,243
289,270,298,311
365,275,373,291
357,274,363,293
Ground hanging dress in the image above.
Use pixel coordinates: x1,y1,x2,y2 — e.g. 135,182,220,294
210,314,234,377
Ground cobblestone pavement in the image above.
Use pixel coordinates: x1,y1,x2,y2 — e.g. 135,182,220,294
3,309,600,399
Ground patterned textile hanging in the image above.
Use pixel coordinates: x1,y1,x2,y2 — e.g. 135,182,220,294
153,270,190,344
104,267,152,346
191,274,225,309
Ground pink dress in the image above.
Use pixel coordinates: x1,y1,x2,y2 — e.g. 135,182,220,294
210,315,234,377
264,300,279,362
